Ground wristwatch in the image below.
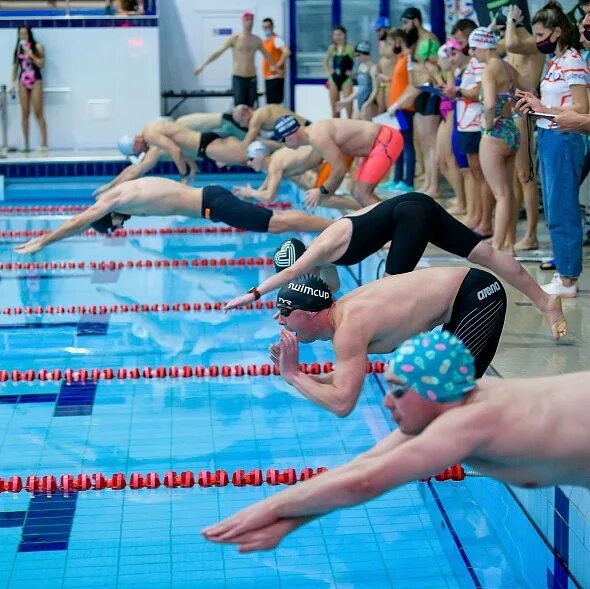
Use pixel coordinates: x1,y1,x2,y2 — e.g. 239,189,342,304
319,185,330,195
248,287,261,300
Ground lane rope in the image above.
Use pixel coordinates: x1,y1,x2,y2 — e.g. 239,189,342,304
0,466,327,494
0,201,291,216
0,361,387,383
0,256,275,272
1,300,275,316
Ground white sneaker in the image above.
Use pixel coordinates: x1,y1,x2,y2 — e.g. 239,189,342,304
541,274,578,298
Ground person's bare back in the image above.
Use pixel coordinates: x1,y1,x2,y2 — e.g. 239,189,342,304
457,374,590,488
143,121,202,153
111,177,203,218
332,268,468,353
273,146,323,177
232,32,263,77
308,119,380,157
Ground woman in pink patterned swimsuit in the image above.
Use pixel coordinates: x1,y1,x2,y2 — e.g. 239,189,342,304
10,27,48,152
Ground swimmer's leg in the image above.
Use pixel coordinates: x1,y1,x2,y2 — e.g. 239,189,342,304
384,198,433,274
351,181,381,207
468,241,567,341
319,195,361,210
268,211,333,233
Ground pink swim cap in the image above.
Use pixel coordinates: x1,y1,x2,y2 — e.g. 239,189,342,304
446,38,463,51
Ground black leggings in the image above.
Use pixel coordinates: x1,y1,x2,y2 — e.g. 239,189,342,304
384,193,482,274
201,186,273,232
443,268,507,378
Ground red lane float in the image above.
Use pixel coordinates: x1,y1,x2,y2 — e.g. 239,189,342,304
0,466,327,495
419,464,466,482
0,361,387,384
0,201,290,217
0,256,275,273
2,299,275,316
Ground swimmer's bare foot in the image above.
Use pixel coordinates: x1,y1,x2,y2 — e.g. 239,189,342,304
544,295,568,341
514,237,539,251
464,217,479,230
447,205,467,215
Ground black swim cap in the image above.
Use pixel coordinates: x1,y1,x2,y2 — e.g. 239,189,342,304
274,238,307,273
495,6,508,28
90,213,131,234
401,7,422,22
277,274,333,312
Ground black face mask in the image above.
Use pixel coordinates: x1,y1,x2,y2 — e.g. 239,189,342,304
536,32,557,54
461,44,470,55
406,26,418,48
584,27,590,42
393,45,402,54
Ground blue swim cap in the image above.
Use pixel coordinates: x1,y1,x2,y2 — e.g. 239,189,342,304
273,115,301,142
389,331,476,402
374,16,390,30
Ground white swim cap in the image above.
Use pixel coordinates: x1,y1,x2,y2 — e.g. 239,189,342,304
468,27,498,50
247,141,270,159
117,134,144,164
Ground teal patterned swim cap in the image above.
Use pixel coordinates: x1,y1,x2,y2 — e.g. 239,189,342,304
389,331,476,402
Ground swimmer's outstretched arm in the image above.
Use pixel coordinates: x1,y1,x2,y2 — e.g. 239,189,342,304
194,36,236,75
94,147,163,196
225,231,339,310
203,410,484,552
14,199,116,254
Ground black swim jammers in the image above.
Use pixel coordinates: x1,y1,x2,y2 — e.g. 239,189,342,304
201,186,273,233
443,268,507,378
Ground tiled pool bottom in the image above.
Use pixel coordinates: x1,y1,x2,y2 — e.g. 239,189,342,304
0,174,536,588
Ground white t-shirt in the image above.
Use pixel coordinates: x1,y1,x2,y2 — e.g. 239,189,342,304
456,57,485,132
538,48,590,130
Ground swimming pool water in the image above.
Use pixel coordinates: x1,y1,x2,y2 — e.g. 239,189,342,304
0,175,533,588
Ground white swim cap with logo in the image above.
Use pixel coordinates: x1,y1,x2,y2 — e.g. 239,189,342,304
247,141,270,159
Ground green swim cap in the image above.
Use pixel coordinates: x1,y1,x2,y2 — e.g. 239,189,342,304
389,331,476,402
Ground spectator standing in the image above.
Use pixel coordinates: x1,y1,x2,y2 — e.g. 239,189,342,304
516,2,589,297
261,18,290,104
10,26,48,152
323,26,356,119
195,12,274,107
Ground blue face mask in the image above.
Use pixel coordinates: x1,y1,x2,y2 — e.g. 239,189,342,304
263,30,272,39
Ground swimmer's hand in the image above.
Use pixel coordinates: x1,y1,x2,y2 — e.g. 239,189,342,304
194,65,205,76
304,188,322,210
232,184,254,199
269,343,281,370
508,4,524,25
279,330,300,383
14,236,45,255
203,510,300,552
180,159,198,184
224,292,256,311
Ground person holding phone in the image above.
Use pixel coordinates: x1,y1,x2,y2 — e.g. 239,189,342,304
515,2,589,298
10,27,48,152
